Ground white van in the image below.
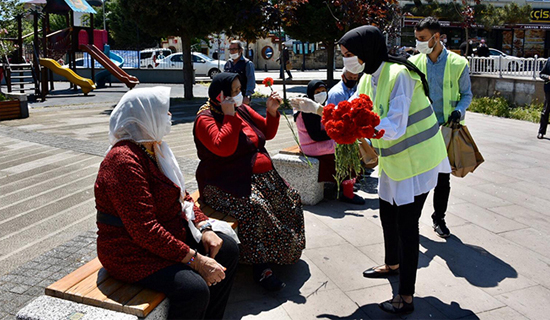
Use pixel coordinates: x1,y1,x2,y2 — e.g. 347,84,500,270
139,48,172,69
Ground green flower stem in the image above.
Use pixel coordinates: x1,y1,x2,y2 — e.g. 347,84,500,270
334,141,364,197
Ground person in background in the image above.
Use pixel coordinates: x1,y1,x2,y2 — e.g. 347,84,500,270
326,67,361,106
194,73,305,291
277,46,293,79
224,40,255,105
538,57,550,139
95,87,239,320
295,79,365,204
410,16,472,238
476,39,490,57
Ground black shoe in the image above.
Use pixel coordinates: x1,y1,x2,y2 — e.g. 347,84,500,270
339,194,365,205
538,133,544,139
255,269,286,291
363,265,399,278
432,216,451,238
378,295,414,315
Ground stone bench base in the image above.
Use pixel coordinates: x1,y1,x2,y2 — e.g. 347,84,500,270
17,295,168,320
272,153,323,205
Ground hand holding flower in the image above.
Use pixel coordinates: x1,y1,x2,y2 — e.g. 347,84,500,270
266,91,282,117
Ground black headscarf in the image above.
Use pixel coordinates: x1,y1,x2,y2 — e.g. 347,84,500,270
208,72,241,103
338,26,430,99
306,80,327,100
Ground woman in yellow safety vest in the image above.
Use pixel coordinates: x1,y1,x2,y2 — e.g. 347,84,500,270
291,26,451,315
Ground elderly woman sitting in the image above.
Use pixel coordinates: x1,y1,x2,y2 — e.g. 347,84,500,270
95,87,239,320
193,72,305,291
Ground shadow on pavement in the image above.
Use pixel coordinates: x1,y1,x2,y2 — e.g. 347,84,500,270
317,296,479,320
225,260,311,318
419,234,517,288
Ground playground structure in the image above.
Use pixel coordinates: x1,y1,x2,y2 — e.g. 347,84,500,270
1,0,139,101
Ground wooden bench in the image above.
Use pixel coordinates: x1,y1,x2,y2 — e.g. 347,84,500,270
279,144,303,156
39,195,237,319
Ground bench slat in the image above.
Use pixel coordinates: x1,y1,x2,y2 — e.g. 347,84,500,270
45,257,103,298
279,144,302,156
101,283,146,314
64,268,110,303
124,288,166,317
81,276,125,308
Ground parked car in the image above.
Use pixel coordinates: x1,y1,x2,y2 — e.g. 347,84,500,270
155,52,225,78
484,48,524,72
139,48,172,69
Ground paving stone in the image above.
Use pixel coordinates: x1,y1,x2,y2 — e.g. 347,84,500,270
278,288,368,320
225,297,292,320
495,285,550,320
304,243,377,292
10,285,30,295
499,227,550,259
489,204,550,234
447,202,527,234
476,306,528,320
302,211,347,250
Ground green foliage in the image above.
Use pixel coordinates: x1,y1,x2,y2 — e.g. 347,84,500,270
0,93,6,102
103,0,159,49
469,96,543,123
334,142,363,195
251,91,269,99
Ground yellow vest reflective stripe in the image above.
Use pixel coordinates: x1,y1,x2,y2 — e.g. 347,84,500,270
357,62,447,181
409,51,468,123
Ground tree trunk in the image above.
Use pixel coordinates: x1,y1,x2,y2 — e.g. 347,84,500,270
465,28,470,57
326,41,335,87
181,34,194,99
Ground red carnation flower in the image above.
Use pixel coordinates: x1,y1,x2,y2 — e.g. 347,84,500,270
262,77,274,87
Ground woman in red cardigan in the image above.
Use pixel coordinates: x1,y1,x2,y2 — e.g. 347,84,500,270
194,73,305,291
95,87,239,320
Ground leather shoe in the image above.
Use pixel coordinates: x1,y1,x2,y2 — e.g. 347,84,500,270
378,295,414,314
363,265,399,278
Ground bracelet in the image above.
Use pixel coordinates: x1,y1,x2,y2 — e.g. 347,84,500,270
186,250,198,266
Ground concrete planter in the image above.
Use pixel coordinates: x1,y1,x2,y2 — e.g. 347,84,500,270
0,93,29,120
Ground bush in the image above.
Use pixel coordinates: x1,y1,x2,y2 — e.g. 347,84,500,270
469,96,543,123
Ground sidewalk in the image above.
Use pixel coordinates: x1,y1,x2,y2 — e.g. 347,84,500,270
1,94,550,319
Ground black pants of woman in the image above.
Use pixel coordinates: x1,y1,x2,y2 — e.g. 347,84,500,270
539,90,550,136
379,192,428,296
137,232,239,320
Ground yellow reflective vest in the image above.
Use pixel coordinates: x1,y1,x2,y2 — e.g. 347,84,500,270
358,62,447,181
409,51,468,124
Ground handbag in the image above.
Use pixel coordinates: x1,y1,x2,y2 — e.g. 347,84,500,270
358,138,378,169
441,122,484,178
286,61,292,71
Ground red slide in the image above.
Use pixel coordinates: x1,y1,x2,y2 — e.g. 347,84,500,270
79,44,139,89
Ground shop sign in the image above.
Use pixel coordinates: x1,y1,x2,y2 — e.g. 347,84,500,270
530,8,550,22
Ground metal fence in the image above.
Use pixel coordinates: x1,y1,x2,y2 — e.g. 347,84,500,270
469,55,547,79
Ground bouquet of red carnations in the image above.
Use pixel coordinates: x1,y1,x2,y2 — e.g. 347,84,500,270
322,94,384,190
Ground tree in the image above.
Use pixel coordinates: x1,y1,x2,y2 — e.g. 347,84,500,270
101,0,159,49
120,0,238,99
282,0,400,86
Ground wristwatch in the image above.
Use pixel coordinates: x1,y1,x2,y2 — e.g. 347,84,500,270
199,221,213,233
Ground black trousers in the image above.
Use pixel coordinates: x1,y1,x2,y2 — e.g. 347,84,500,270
136,232,239,320
433,172,451,221
539,90,550,135
380,192,428,296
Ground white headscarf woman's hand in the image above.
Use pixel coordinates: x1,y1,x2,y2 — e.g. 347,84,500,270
289,97,323,115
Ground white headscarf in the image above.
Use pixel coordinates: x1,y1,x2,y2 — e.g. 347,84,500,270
108,87,202,241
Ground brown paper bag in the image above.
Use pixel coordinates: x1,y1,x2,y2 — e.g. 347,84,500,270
358,138,378,169
441,123,484,178
286,61,292,71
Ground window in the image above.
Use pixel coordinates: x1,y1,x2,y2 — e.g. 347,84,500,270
172,54,183,62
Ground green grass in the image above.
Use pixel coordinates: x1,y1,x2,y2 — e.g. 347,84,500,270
469,96,543,123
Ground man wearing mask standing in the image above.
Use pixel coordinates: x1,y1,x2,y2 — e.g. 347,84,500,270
409,17,473,238
327,67,361,105
224,40,256,105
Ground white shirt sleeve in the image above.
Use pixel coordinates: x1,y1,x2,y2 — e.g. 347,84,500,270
375,70,416,141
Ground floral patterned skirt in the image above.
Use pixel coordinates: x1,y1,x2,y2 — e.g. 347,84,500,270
202,170,305,265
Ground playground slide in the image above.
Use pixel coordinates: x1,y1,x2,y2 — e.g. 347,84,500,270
39,58,96,95
79,44,139,89
95,50,124,88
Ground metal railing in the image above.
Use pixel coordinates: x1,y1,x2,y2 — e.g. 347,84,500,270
469,55,547,79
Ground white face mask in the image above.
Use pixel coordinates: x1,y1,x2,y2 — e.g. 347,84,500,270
343,56,365,74
230,53,240,60
314,92,327,105
233,92,244,107
416,34,436,55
